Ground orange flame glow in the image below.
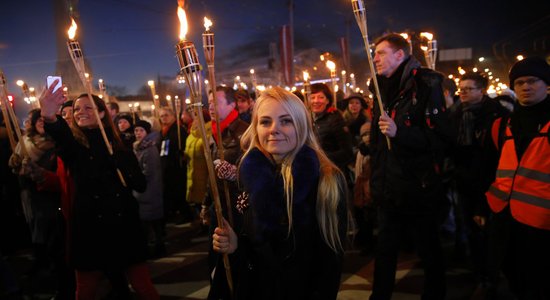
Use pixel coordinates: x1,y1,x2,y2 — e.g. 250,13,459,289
178,6,188,41
204,17,212,31
68,18,77,40
420,32,433,41
326,60,336,71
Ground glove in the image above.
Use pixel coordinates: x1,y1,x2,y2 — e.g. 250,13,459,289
213,159,237,181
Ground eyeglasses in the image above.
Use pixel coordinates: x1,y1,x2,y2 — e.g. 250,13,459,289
458,87,480,93
514,78,541,87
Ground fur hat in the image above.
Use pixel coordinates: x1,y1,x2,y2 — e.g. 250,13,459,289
509,57,550,90
134,119,151,134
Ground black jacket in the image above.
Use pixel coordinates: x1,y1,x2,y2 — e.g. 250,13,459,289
450,96,509,211
313,108,354,172
234,146,346,300
45,116,148,270
369,57,453,213
159,122,188,209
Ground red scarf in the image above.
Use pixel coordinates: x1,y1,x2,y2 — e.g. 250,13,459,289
161,122,174,137
211,109,238,143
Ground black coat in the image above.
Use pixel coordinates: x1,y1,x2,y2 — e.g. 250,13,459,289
450,96,509,212
159,122,188,212
234,146,346,299
369,57,454,214
44,117,148,271
313,109,354,172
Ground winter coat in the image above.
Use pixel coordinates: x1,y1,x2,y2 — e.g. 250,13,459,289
185,121,212,205
313,108,354,173
450,96,509,212
234,146,346,300
159,121,188,212
10,134,60,245
369,56,453,214
205,116,249,209
133,131,163,221
44,116,148,271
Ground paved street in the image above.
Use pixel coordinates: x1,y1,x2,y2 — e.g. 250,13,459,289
4,220,514,300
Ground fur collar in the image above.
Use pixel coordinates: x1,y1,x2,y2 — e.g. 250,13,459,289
239,145,320,237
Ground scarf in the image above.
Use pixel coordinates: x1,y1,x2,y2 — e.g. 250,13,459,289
211,109,238,144
457,100,484,146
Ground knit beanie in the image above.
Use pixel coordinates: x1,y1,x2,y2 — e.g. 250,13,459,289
60,100,73,112
134,119,151,134
115,113,134,126
509,57,550,90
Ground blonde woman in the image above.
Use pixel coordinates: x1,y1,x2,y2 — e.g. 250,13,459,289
212,87,349,299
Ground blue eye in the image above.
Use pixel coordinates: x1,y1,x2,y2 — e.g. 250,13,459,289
281,118,293,125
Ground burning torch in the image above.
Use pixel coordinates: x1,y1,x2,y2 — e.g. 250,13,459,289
175,4,233,293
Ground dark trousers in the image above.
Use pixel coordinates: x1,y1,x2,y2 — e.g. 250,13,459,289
486,208,550,300
370,209,446,300
455,191,488,281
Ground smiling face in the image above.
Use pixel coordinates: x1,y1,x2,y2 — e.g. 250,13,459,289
256,98,297,163
309,91,330,114
74,97,104,129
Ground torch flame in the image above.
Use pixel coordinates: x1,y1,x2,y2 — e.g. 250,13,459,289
204,17,212,31
68,18,77,40
420,32,433,41
326,60,336,71
303,71,309,82
177,6,188,41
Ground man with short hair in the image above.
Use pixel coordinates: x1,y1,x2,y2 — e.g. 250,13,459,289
203,86,249,299
449,72,509,289
368,33,452,300
482,57,550,299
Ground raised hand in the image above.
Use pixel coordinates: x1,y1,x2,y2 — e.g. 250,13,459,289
39,79,66,122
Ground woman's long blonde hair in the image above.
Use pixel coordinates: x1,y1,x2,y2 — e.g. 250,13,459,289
240,87,347,253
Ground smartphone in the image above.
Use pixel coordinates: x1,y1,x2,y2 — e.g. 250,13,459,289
46,76,62,92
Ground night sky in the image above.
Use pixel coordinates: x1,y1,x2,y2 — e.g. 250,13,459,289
0,0,543,100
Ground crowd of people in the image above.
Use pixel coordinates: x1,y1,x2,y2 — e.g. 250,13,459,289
0,32,549,300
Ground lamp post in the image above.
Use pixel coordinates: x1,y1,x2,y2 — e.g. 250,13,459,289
326,60,337,108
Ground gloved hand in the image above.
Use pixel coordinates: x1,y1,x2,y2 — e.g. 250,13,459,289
213,159,237,181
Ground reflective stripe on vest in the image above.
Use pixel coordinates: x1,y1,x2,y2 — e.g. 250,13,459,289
486,120,550,230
